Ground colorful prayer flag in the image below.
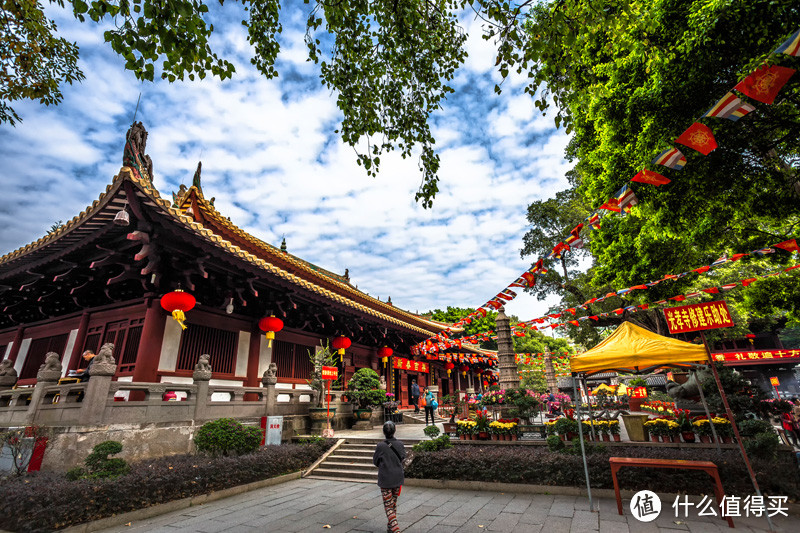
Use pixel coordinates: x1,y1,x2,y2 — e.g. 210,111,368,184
675,123,718,155
740,278,757,287
775,29,800,56
617,185,639,212
652,148,686,170
631,169,671,186
734,64,796,104
775,239,800,253
599,198,621,212
704,92,755,121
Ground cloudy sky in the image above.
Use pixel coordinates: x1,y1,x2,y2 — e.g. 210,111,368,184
0,2,572,323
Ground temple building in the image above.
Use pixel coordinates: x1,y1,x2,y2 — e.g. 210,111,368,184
0,123,490,407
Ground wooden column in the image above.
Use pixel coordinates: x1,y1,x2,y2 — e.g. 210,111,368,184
131,298,166,383
5,326,25,362
66,312,90,371
245,324,261,400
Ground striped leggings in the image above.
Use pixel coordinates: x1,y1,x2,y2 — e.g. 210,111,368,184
381,487,402,532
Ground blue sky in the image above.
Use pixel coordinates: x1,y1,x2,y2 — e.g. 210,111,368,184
0,2,572,323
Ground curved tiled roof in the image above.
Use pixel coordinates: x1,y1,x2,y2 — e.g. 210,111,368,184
0,167,454,337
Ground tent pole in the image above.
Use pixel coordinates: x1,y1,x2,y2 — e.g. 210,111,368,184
583,376,597,440
572,373,593,511
700,331,774,532
692,367,721,452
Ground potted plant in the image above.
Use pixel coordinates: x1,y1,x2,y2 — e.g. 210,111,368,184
643,419,661,442
474,410,491,439
581,420,593,440
597,420,611,441
712,417,733,443
489,421,502,441
346,368,386,421
693,418,714,443
306,341,340,420
608,419,621,441
456,419,475,440
544,420,557,436
554,416,578,441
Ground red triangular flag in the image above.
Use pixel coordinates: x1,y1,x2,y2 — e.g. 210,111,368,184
735,64,795,104
730,253,748,262
675,123,717,155
589,316,599,321
569,320,579,326
614,308,625,315
786,264,800,271
693,266,711,274
566,308,576,315
740,278,757,287
670,295,686,302
638,304,649,310
775,239,800,253
600,198,621,212
631,169,671,186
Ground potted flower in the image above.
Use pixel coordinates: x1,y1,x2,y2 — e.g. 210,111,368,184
489,421,503,441
674,409,696,443
544,420,557,436
508,421,519,441
474,410,491,439
608,419,621,441
346,368,386,422
554,416,579,441
712,417,733,443
581,420,593,440
666,420,680,442
643,419,661,442
456,419,476,440
596,420,611,442
693,418,714,443
306,342,340,421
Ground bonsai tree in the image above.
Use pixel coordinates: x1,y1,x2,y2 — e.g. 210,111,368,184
346,368,386,410
307,341,341,408
700,363,769,421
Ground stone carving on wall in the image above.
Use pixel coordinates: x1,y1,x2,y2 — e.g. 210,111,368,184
193,354,213,381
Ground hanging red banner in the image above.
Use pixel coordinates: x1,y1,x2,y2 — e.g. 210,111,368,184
663,301,733,334
393,357,429,373
712,349,800,364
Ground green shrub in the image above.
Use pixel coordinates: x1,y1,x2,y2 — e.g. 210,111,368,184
194,418,263,456
547,434,564,452
737,418,773,437
423,425,441,439
298,436,327,445
68,440,130,480
744,431,780,460
412,434,452,452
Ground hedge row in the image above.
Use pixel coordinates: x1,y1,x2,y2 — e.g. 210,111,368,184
0,441,332,533
406,445,800,500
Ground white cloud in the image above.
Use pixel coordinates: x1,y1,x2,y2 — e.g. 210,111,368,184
0,2,577,330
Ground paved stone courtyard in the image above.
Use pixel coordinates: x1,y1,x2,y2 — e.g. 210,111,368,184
99,477,795,533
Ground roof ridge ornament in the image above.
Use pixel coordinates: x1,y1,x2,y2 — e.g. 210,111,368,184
192,161,202,190
123,121,154,184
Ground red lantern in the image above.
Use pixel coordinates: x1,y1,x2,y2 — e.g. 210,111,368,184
378,346,393,367
483,380,489,387
161,290,196,330
258,316,284,348
444,361,454,376
460,365,469,377
331,336,351,361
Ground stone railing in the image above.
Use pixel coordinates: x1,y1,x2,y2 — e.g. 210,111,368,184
0,348,351,428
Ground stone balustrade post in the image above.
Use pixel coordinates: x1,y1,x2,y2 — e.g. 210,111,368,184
0,358,19,391
192,354,213,423
26,353,62,424
262,363,277,416
79,344,117,425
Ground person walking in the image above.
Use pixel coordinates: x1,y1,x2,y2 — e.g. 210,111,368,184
410,379,420,413
423,388,436,426
781,411,798,447
373,421,405,533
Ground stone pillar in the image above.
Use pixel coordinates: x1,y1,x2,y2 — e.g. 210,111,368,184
0,359,18,391
262,363,277,416
543,349,558,394
6,326,25,363
496,307,519,390
192,354,212,422
26,353,62,423
79,343,117,425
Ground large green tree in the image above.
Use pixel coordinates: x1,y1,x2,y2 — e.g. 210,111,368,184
515,0,800,343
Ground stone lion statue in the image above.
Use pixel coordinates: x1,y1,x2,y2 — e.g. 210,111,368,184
39,352,62,373
262,362,278,386
93,343,116,365
0,359,17,377
195,354,212,373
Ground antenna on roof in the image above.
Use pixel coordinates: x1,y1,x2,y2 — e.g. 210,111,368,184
131,92,142,124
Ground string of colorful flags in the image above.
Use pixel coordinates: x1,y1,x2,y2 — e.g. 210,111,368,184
413,238,799,355
412,28,799,353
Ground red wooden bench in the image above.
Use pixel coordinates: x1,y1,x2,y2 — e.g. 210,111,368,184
609,457,734,528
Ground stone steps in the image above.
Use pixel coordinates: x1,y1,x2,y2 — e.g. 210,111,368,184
307,439,419,483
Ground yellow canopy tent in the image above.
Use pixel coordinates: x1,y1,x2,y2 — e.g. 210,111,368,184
571,321,707,375
590,383,616,395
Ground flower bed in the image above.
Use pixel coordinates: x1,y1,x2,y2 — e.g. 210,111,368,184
406,445,800,499
0,441,333,533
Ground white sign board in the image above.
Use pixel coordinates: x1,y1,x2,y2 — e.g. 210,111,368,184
265,416,283,445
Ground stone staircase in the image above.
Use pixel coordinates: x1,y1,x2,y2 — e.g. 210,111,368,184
401,409,447,425
306,438,419,483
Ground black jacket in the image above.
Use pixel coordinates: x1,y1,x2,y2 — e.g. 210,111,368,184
411,383,420,398
373,437,405,489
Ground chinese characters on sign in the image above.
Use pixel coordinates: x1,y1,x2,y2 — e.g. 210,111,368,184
392,357,429,373
770,377,780,387
711,350,800,364
663,301,734,334
630,490,661,522
320,366,338,380
630,387,648,399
